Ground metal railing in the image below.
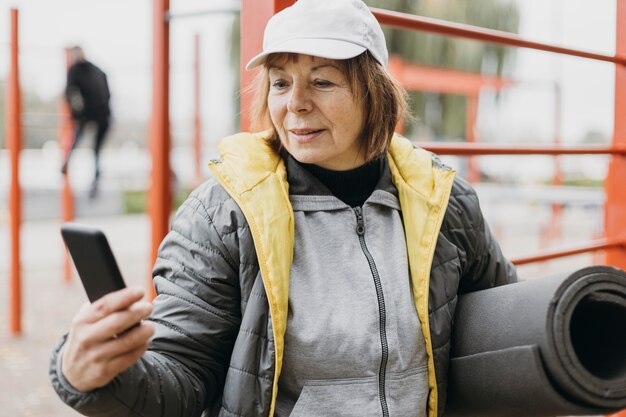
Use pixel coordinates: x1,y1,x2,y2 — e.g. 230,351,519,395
370,5,626,268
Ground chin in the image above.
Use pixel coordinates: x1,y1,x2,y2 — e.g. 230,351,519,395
286,148,324,165
292,154,324,166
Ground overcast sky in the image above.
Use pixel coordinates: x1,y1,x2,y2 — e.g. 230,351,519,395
0,0,618,150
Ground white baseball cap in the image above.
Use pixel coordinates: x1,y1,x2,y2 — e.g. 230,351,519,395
245,0,389,70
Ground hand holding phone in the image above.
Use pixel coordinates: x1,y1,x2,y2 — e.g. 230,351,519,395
59,223,154,392
61,223,126,302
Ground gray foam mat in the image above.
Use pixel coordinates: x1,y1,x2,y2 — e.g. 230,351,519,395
445,266,626,416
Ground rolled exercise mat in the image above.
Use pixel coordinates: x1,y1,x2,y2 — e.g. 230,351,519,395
445,265,626,417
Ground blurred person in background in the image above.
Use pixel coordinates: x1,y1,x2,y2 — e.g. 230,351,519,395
50,1,516,416
61,45,111,198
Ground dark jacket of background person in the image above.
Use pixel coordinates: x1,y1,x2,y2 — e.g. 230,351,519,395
49,132,517,417
65,61,111,121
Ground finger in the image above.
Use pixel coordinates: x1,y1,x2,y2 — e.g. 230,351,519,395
61,322,154,392
82,321,154,363
63,336,151,392
80,287,146,324
74,301,93,322
100,321,155,358
103,341,151,381
84,301,153,343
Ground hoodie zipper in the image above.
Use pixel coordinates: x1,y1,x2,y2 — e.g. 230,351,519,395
354,206,389,417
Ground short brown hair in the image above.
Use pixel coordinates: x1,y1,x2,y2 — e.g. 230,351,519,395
249,52,409,163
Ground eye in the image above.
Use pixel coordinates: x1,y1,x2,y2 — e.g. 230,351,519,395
271,79,289,90
313,79,333,88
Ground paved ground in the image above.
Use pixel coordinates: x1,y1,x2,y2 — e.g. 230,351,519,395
0,214,150,417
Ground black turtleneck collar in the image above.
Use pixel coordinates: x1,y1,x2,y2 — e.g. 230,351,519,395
297,158,384,207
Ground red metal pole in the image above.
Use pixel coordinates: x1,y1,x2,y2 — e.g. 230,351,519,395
388,56,514,95
240,0,294,132
371,8,626,65
149,0,171,299
60,48,75,283
549,83,563,243
465,95,480,183
605,0,626,270
193,33,202,186
387,56,405,134
416,143,626,156
512,237,626,266
7,8,22,336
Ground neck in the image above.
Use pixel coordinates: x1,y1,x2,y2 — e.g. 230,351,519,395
300,158,383,207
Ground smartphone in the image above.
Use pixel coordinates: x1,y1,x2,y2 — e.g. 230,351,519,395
61,223,126,303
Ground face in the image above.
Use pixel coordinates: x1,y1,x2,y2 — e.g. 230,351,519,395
267,55,365,171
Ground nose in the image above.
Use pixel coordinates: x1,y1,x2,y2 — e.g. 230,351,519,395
287,82,312,113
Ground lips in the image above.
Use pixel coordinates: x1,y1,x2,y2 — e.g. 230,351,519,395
288,128,325,142
290,128,323,135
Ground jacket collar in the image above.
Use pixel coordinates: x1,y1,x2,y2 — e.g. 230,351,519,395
213,130,283,194
285,153,397,197
211,131,452,207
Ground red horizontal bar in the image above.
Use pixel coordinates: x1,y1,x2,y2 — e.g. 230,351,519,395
388,56,513,95
371,8,626,66
512,237,626,265
416,142,626,156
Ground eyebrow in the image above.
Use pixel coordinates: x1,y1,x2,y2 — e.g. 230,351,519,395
268,64,340,72
311,64,339,71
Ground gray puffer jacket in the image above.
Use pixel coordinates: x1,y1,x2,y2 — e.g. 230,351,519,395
50,134,516,417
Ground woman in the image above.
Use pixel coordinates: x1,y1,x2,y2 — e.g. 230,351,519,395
50,0,516,416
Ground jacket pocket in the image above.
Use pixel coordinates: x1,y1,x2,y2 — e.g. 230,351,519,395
290,376,380,417
387,365,430,417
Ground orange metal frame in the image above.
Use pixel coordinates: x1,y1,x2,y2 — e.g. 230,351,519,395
512,237,626,266
388,56,571,247
5,0,616,335
371,7,626,65
240,0,294,131
606,1,626,269
418,143,626,155
373,5,626,270
147,0,295,301
149,0,171,299
387,56,514,95
387,55,514,183
7,8,22,336
60,48,75,284
149,0,295,300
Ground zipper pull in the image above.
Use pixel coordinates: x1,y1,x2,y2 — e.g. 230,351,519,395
354,207,365,236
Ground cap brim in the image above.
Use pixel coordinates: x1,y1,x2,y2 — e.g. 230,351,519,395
245,38,367,70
